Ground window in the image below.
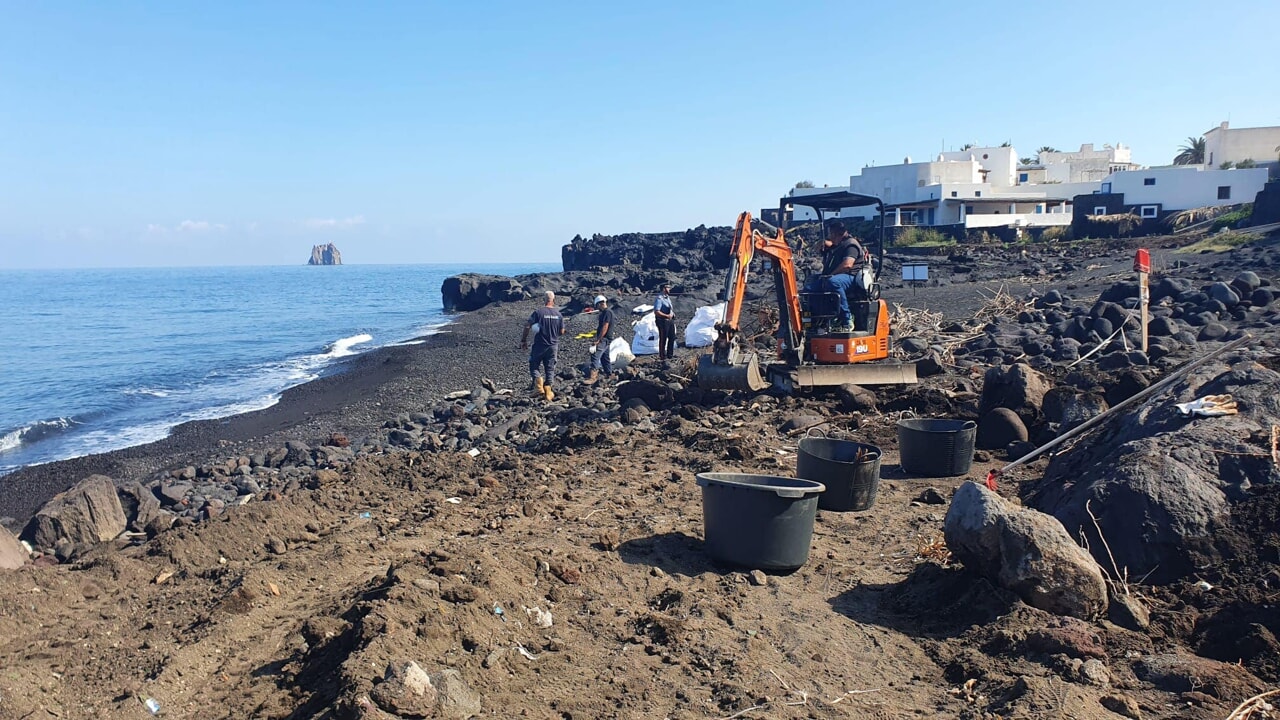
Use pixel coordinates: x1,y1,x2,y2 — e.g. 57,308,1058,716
1035,205,1043,214
975,191,982,197
1218,186,1231,200
1094,207,1108,216
917,179,926,187
1101,182,1111,193
966,205,974,215
1140,205,1158,218
950,191,957,198
1019,173,1028,183
1143,177,1156,186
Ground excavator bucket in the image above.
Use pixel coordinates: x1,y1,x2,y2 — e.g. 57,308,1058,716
696,353,769,392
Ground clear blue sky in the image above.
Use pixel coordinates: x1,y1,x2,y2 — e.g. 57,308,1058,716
2,0,1278,268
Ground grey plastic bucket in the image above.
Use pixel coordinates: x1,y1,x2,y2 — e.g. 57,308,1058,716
695,473,825,571
897,418,977,477
796,437,882,512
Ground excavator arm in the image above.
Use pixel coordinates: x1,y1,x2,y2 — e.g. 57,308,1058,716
700,212,803,391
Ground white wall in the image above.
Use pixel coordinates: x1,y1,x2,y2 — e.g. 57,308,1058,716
939,146,1017,187
847,160,981,207
1104,166,1269,210
1204,121,1280,168
1039,143,1138,182
965,213,1071,228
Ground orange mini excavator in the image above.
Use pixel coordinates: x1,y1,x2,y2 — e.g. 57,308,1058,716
696,190,917,392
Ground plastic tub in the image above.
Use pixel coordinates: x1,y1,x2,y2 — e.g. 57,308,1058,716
897,418,977,477
796,437,882,512
695,473,825,571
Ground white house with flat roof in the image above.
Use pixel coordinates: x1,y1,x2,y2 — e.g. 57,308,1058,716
1081,165,1269,220
1204,121,1280,172
788,145,1099,232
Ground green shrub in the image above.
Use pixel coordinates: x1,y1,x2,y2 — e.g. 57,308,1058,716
1209,204,1253,232
895,227,955,247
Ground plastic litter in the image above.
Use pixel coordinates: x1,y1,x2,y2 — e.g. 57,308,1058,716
140,696,161,715
514,644,539,660
523,605,553,628
492,604,505,621
444,497,462,504
1175,394,1238,417
358,511,372,519
1197,580,1213,591
467,448,481,457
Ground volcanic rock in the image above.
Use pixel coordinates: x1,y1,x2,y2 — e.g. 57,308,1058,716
976,408,1028,450
944,481,1108,619
978,363,1050,425
23,475,127,553
442,274,527,312
307,243,342,265
0,525,27,570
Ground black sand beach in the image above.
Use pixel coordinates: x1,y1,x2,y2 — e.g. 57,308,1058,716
0,299,561,525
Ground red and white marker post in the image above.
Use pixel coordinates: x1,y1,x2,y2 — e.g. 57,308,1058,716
1134,248,1150,353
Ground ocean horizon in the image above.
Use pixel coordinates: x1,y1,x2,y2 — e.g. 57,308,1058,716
0,262,558,475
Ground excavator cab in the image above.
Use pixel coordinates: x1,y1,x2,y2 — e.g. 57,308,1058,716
695,190,917,392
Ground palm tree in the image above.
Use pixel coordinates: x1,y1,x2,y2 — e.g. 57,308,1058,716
1174,136,1206,165
1019,157,1036,166
1000,140,1012,147
1037,146,1058,155
794,180,816,189
959,143,975,151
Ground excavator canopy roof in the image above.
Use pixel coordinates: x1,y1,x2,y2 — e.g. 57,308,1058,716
781,190,883,212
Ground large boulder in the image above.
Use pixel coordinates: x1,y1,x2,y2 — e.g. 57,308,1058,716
1027,358,1280,583
0,525,28,570
978,363,1051,425
23,475,127,553
976,408,1028,450
944,481,1108,619
441,274,527,312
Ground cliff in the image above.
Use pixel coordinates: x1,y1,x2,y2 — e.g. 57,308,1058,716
308,243,343,265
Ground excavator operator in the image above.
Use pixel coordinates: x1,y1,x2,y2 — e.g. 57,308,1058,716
808,220,869,332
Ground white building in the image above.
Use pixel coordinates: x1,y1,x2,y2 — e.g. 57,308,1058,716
1083,165,1269,220
788,145,1099,231
1031,143,1142,184
1203,121,1280,171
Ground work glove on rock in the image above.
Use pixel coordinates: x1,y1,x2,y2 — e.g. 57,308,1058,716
1175,394,1238,417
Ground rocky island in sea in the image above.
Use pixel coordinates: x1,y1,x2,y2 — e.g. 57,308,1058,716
308,243,343,265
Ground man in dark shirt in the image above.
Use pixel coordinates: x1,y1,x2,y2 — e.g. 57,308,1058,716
817,221,869,331
584,294,614,385
520,290,565,401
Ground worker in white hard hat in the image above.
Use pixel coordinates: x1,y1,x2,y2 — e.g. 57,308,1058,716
584,294,614,385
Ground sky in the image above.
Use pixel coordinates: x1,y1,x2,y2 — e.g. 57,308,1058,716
2,0,1278,268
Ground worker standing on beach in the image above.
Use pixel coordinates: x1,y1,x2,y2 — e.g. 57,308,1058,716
653,283,676,364
584,295,614,385
520,290,565,401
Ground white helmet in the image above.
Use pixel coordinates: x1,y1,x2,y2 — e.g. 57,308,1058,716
593,295,607,305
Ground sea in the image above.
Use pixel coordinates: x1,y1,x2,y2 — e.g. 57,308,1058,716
0,262,557,475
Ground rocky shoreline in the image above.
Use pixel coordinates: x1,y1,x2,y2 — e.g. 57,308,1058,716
3,229,1280,718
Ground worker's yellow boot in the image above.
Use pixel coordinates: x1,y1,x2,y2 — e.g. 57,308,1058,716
543,384,555,402
533,377,545,396
583,369,599,386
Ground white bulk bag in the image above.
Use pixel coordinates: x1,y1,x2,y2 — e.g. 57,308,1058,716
609,337,635,369
684,302,724,348
630,312,660,356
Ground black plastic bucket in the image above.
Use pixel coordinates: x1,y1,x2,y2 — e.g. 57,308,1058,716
897,418,977,477
796,437,882,512
695,473,825,571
